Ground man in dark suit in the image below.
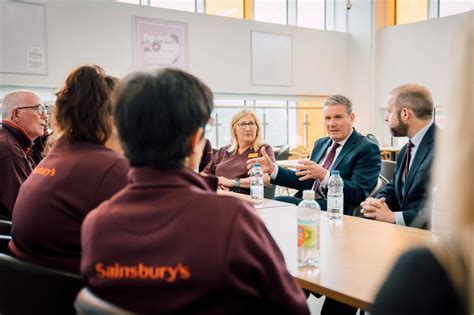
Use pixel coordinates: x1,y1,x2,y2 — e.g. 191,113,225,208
249,95,381,215
361,84,436,227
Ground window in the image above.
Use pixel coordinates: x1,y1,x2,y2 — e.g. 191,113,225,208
396,0,428,25
210,99,245,148
439,0,474,17
297,0,325,29
254,100,289,146
149,0,195,12
254,0,287,24
115,0,140,4
206,0,244,18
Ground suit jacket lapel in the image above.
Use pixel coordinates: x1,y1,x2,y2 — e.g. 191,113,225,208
332,130,359,170
312,138,331,163
403,124,436,203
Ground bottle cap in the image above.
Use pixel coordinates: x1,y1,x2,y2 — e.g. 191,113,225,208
254,163,260,167
302,190,315,200
331,170,340,176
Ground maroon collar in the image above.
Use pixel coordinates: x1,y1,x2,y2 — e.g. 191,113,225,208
129,167,218,192
2,120,33,153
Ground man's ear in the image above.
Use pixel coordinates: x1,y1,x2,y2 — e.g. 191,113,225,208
189,127,204,154
11,109,20,122
400,107,410,121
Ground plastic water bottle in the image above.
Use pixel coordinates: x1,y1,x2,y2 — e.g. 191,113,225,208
298,190,321,268
250,163,264,208
327,170,344,222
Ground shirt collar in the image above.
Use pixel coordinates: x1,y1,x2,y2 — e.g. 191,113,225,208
333,128,354,147
1,120,33,151
410,121,433,148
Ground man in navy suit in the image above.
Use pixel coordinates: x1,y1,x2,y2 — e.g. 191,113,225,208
361,84,436,227
249,95,381,215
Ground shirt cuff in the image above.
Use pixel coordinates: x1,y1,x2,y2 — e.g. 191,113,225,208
319,170,330,189
395,212,406,226
270,163,279,180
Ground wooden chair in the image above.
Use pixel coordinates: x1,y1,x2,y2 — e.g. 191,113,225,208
0,253,83,314
75,287,136,315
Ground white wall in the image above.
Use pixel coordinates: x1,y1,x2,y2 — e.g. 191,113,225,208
0,1,350,101
373,11,473,146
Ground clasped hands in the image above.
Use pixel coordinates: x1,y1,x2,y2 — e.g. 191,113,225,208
360,197,396,223
246,147,328,182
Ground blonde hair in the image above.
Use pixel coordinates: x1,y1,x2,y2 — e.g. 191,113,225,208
227,109,264,154
430,27,473,313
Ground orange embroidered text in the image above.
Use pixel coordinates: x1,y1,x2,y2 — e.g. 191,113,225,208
95,262,191,282
32,167,56,177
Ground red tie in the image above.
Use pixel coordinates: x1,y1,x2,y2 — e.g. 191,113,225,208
314,142,340,192
404,140,414,179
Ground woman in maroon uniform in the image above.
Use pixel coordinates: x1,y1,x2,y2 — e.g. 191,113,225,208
80,69,309,315
9,65,129,273
202,109,275,194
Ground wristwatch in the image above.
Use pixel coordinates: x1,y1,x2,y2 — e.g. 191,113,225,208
234,177,240,188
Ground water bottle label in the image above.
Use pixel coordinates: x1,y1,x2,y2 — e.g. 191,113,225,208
298,223,317,248
328,197,343,209
250,185,263,196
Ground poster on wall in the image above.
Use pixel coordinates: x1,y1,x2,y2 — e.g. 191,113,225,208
133,17,188,71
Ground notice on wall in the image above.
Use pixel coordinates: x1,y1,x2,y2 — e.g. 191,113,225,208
26,47,46,74
133,17,188,71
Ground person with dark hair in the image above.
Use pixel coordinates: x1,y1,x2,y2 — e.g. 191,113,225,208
9,65,129,273
361,84,437,227
0,90,47,219
80,69,309,314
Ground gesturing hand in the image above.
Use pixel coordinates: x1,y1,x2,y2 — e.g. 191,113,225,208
247,147,274,174
293,160,328,182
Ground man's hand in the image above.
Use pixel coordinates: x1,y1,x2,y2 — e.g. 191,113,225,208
360,197,395,223
294,160,328,182
247,147,274,174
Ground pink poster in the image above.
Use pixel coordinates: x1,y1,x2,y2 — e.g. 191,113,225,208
134,17,187,71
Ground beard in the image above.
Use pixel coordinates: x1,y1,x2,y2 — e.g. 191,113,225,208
390,120,408,137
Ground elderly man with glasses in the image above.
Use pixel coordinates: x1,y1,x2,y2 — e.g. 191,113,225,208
0,90,47,219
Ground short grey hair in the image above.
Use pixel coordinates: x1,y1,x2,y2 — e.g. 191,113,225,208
390,84,433,119
323,94,353,114
1,90,40,119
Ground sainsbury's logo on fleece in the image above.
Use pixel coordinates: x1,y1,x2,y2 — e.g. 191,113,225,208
96,262,190,282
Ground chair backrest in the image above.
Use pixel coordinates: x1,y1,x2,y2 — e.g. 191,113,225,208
264,184,276,199
366,133,379,146
0,235,11,254
275,145,290,161
0,219,12,235
0,253,83,315
381,159,397,181
352,175,389,217
75,287,136,315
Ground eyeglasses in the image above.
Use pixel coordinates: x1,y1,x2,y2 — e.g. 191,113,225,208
16,104,48,115
237,122,256,129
